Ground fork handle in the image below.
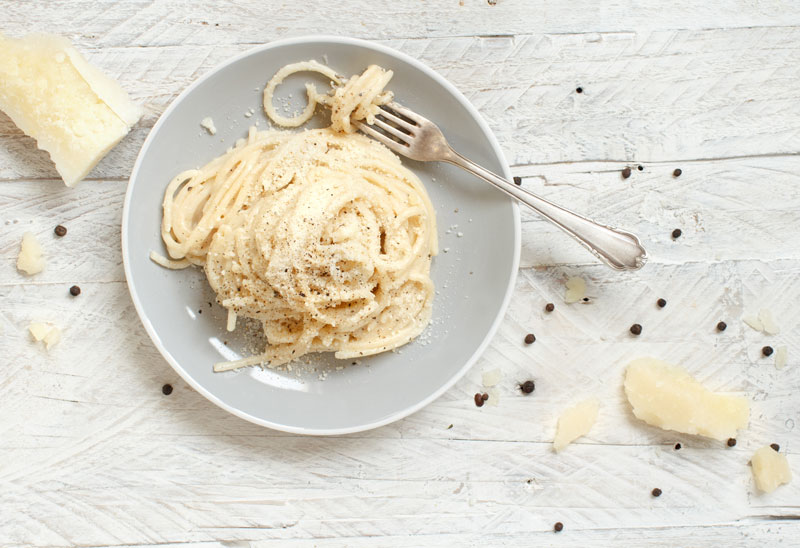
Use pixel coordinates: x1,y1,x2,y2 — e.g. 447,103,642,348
444,149,647,270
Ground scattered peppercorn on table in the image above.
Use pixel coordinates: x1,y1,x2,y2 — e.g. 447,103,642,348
1,1,798,546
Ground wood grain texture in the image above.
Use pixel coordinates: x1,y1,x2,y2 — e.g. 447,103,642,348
1,1,799,546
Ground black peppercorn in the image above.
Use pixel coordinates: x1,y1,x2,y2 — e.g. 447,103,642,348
727,438,737,447
651,488,662,497
673,168,682,177
717,321,727,332
524,333,536,344
554,522,563,532
513,176,522,186
621,167,632,179
54,225,67,237
672,228,682,239
762,346,774,357
545,303,555,312
521,380,535,394
771,443,780,452
630,323,642,335
69,285,80,296
162,384,173,395
657,298,667,308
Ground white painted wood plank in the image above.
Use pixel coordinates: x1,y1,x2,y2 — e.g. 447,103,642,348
1,1,799,545
4,0,800,48
2,28,800,180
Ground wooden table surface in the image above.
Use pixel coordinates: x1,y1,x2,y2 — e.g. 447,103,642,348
2,1,799,546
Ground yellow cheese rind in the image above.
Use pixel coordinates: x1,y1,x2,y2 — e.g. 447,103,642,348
751,446,792,493
0,33,141,186
624,357,749,441
17,231,45,275
553,399,599,452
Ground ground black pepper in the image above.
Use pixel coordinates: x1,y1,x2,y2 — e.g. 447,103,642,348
54,225,67,237
630,323,642,335
762,346,774,357
69,285,80,296
524,333,536,344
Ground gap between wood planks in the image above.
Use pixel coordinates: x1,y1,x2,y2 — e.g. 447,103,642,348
1,151,800,184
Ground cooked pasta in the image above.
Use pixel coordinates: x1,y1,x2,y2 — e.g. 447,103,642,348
154,62,437,371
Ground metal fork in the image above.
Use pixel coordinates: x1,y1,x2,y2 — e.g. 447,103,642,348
355,103,647,271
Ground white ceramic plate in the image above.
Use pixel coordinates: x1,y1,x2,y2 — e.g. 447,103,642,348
122,36,520,434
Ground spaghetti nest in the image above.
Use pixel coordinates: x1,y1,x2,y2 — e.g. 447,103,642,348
156,64,437,371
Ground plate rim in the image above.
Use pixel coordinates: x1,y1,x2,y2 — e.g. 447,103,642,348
121,34,521,435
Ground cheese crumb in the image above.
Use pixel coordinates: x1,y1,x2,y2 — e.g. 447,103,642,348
564,276,586,303
751,445,792,493
0,33,142,186
775,346,788,370
481,368,502,387
758,308,780,335
553,399,599,452
200,116,217,135
17,232,45,275
624,357,749,440
28,322,50,341
28,321,61,350
742,314,763,332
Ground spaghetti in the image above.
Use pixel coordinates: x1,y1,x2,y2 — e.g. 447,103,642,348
154,62,437,372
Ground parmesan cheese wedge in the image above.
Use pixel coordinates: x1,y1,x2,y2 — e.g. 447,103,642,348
624,357,749,440
17,231,45,275
751,446,792,493
553,399,599,452
0,33,142,186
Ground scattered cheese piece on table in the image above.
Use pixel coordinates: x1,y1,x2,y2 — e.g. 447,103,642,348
17,232,45,275
624,357,749,440
28,322,61,350
742,314,763,332
482,368,502,387
751,446,792,493
28,322,51,341
0,33,141,186
553,399,599,452
43,326,62,350
564,276,586,303
758,308,780,335
775,346,788,370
